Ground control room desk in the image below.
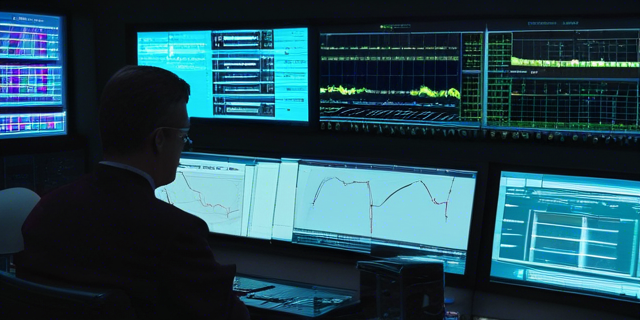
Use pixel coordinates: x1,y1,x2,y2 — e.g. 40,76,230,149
234,274,361,319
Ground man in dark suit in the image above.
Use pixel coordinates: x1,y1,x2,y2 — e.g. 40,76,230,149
15,65,250,319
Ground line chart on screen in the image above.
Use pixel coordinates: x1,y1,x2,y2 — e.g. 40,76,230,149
156,164,246,236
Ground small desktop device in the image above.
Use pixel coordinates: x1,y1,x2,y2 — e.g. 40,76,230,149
0,11,66,139
137,27,310,124
358,257,445,320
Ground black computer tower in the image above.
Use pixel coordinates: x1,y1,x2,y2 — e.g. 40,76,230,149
357,257,444,320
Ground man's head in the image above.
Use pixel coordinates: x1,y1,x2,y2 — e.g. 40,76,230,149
99,65,191,186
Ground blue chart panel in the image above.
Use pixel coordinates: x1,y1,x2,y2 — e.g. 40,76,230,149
491,171,640,302
137,28,309,122
156,159,246,236
155,153,281,240
293,160,476,274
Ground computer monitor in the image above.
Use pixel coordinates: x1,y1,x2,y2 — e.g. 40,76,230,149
137,27,310,124
491,170,640,302
486,18,640,133
0,11,66,139
155,152,280,240
319,22,484,129
285,159,477,275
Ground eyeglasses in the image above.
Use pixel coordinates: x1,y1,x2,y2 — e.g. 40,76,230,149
154,126,192,145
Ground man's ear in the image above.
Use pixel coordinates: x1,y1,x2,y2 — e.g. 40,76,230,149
154,129,165,153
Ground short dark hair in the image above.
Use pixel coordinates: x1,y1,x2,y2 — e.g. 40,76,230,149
99,65,190,155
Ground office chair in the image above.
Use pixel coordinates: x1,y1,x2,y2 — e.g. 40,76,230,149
0,187,40,272
0,270,137,319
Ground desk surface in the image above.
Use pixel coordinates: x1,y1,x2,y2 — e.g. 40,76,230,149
234,274,360,319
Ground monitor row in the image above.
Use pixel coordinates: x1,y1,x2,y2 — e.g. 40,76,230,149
1,12,639,140
136,19,640,134
162,152,640,303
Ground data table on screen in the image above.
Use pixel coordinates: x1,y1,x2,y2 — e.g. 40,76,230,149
137,28,309,123
491,171,640,302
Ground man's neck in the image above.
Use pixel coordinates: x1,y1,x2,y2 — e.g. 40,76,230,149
102,153,158,187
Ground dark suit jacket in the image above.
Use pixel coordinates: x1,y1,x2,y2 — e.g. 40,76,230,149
16,164,243,319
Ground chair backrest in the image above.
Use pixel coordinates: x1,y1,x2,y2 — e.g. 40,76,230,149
0,187,41,254
0,270,137,320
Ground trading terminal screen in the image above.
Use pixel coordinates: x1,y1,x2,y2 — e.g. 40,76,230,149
290,160,477,275
0,12,66,139
155,153,281,240
319,23,483,128
157,153,477,274
487,20,640,133
137,28,309,123
491,171,640,302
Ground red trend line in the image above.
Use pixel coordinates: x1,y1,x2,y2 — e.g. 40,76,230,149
164,171,238,218
312,176,456,233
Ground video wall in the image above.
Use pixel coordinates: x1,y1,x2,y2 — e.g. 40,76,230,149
135,18,639,136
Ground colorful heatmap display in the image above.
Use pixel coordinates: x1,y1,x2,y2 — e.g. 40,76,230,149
0,11,66,139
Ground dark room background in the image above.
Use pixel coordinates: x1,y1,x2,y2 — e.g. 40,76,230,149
3,0,640,319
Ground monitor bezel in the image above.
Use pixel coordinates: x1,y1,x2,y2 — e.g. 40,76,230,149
477,162,640,316
171,150,485,288
126,21,319,132
0,9,69,141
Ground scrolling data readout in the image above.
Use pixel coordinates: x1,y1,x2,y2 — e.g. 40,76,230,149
138,28,309,122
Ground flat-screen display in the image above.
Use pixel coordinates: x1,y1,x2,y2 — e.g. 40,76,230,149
491,171,640,302
0,11,66,139
319,23,483,128
155,153,280,239
486,20,640,133
137,28,310,123
156,153,477,274
287,160,477,274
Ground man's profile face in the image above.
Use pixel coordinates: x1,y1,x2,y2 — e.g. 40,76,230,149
157,100,190,187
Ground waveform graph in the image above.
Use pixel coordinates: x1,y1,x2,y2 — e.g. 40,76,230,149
294,163,476,250
156,162,246,237
319,32,462,112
